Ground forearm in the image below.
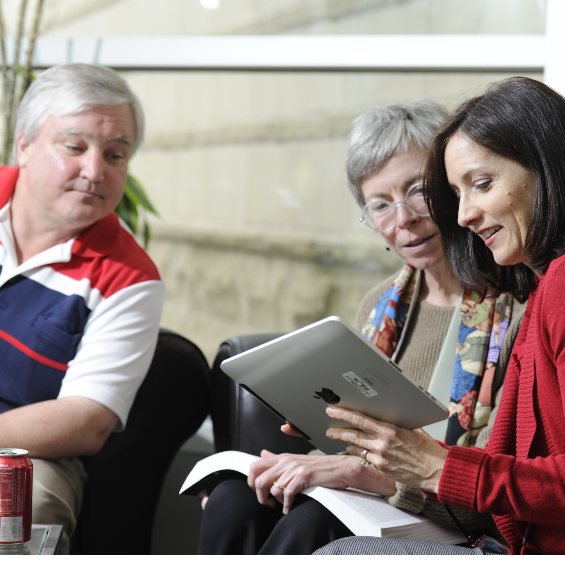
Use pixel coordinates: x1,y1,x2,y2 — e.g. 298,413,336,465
0,397,118,459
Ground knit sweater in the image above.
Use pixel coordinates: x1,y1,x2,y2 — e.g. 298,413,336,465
390,301,454,390
354,271,527,531
437,254,565,555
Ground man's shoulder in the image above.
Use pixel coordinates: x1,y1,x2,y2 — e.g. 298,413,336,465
0,166,19,209
55,215,162,300
104,221,162,287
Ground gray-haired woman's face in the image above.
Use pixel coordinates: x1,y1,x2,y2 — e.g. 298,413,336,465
360,147,444,271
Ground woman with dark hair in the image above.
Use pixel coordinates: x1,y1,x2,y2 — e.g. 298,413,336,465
316,76,565,555
199,100,525,555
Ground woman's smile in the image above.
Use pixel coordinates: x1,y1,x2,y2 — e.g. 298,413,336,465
478,225,504,249
444,132,537,266
401,232,439,249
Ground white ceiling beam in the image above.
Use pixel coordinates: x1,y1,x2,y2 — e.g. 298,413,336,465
2,35,546,73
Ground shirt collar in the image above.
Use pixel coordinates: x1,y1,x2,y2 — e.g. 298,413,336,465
71,213,120,258
0,165,119,259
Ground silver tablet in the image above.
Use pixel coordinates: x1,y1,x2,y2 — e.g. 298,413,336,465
220,316,448,454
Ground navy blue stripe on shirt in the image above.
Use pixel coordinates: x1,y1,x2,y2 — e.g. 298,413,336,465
0,274,91,410
0,274,91,362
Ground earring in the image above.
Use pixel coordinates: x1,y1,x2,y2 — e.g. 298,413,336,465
385,246,390,252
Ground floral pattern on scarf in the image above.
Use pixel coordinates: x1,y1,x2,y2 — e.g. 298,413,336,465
362,266,511,447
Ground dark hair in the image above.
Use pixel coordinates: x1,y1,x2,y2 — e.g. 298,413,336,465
424,77,565,302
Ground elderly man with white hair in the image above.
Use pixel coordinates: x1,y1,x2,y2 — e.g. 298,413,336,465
0,63,164,553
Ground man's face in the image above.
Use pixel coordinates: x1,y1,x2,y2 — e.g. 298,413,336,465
17,104,136,233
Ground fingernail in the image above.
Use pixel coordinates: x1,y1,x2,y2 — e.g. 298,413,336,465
326,407,334,415
326,429,334,438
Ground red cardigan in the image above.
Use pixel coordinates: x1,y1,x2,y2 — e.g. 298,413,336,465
437,254,565,555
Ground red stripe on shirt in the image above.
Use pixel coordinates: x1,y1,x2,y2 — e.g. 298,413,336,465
52,218,161,299
0,329,68,371
0,166,18,209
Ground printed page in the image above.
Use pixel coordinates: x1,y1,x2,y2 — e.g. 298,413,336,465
179,451,465,544
180,451,417,535
303,486,419,537
179,451,258,494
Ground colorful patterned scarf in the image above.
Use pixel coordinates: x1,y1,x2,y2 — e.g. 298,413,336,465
362,264,511,447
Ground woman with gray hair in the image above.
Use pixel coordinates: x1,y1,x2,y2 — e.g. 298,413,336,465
199,100,526,555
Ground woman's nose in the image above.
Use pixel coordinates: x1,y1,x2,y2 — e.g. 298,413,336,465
395,203,417,228
457,194,480,228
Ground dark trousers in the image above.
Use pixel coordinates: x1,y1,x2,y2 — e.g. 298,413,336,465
198,478,353,555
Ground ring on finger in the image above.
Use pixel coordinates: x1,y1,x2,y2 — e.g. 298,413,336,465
273,480,286,490
360,449,370,468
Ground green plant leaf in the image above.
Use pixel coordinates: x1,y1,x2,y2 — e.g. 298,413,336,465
125,174,158,214
143,220,151,249
115,190,139,234
115,173,158,249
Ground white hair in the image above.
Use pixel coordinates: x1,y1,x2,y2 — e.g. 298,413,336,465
346,100,448,207
12,63,144,164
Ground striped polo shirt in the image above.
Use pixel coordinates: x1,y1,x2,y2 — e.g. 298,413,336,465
0,166,165,428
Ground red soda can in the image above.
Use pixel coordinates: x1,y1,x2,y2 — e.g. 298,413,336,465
0,449,32,555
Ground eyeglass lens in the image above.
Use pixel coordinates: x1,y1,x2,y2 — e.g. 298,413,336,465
361,184,429,232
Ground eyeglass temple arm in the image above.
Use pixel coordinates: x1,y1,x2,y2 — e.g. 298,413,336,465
443,503,477,546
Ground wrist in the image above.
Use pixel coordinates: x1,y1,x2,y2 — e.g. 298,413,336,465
342,453,367,487
420,447,448,493
374,468,397,497
345,455,397,496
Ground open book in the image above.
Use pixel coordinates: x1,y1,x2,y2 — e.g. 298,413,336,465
180,451,466,545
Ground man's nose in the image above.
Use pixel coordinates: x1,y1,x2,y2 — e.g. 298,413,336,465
81,150,105,183
395,202,418,229
457,193,480,228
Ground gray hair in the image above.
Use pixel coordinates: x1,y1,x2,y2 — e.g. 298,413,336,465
12,63,144,164
346,99,448,207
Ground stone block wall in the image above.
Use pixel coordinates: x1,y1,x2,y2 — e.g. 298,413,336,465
148,222,404,360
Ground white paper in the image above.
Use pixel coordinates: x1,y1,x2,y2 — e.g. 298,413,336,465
180,451,465,544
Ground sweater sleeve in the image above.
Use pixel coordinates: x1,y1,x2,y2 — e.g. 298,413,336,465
438,271,565,528
439,445,565,527
385,481,496,530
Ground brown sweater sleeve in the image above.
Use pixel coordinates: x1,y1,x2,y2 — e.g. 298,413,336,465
354,286,528,530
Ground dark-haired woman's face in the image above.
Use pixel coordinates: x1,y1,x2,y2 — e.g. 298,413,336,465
445,132,536,267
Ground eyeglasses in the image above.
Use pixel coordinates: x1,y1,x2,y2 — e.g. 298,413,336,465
443,504,510,555
359,182,430,233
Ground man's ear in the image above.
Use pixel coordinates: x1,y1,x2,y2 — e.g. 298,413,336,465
16,135,31,167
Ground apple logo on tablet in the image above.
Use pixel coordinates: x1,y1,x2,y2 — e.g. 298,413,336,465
313,388,341,404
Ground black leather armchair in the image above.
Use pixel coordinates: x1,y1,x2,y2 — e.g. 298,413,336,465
210,334,312,456
73,329,210,555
